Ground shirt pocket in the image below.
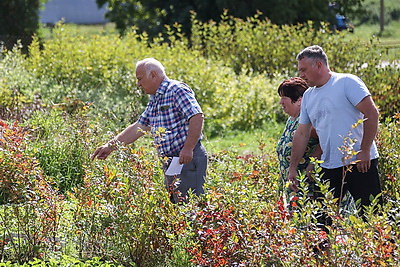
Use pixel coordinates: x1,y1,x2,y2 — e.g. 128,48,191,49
157,105,180,130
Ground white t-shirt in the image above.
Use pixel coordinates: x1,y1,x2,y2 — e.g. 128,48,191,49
299,72,379,169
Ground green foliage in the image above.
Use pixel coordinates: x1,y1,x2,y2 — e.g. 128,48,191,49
1,15,399,266
0,256,123,266
1,117,399,265
0,0,46,51
356,0,400,24
22,22,283,136
96,0,370,39
26,28,148,124
190,12,400,119
377,114,400,200
26,106,92,193
0,47,43,121
64,145,183,266
0,121,63,263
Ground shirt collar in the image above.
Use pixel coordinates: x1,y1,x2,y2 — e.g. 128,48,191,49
156,77,170,96
149,77,169,101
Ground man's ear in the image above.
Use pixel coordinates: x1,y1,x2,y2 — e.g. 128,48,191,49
317,60,324,70
150,70,157,79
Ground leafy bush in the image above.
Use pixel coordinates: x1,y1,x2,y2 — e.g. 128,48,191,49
1,116,399,265
0,47,44,121
23,23,283,136
0,15,399,266
0,121,63,263
63,144,186,266
26,106,91,193
377,114,400,205
190,12,399,119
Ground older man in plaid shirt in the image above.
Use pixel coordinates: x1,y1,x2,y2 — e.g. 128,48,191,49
92,58,207,203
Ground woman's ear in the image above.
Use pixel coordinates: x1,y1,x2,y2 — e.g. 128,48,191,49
297,96,302,105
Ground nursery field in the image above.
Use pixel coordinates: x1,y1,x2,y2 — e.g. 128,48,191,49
1,15,400,266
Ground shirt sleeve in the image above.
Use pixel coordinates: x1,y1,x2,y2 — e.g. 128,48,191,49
345,74,371,106
299,90,311,125
137,104,151,126
174,84,203,121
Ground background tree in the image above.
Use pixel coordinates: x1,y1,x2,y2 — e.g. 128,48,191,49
97,0,366,39
356,0,399,24
0,0,47,52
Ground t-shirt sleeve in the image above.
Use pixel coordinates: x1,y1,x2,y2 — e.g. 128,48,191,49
345,74,371,106
299,90,311,125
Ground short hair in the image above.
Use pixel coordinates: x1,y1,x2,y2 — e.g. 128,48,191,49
296,45,329,66
136,58,166,78
277,77,308,102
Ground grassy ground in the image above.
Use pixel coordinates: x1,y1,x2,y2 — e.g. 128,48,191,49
344,21,400,60
204,122,284,155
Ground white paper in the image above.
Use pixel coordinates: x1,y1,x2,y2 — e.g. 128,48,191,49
165,157,184,176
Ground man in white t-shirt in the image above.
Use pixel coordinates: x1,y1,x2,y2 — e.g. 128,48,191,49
287,45,383,224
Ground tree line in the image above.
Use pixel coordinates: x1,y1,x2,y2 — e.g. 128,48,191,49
96,0,364,38
1,0,365,50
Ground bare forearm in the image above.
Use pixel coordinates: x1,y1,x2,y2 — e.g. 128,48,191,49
356,95,379,153
91,122,149,160
183,113,204,151
289,137,309,172
360,112,378,153
288,124,312,173
113,122,149,145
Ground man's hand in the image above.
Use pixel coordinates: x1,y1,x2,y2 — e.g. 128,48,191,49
179,146,193,164
91,144,114,160
287,170,299,192
356,150,371,173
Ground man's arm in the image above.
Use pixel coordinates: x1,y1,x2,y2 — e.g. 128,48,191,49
91,121,150,160
179,113,204,164
355,95,379,173
287,123,312,191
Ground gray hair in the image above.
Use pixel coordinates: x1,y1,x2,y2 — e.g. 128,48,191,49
296,45,329,66
136,58,166,78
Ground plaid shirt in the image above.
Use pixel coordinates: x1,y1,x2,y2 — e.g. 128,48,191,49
137,78,203,157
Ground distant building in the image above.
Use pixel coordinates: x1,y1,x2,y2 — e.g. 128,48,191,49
40,0,108,25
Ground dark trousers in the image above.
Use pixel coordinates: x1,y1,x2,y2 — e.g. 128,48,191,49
315,159,383,228
163,142,207,203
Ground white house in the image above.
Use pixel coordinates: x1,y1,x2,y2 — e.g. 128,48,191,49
40,0,108,25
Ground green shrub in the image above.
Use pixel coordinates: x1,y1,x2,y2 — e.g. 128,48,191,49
23,23,283,136
26,107,91,192
0,121,63,263
64,144,183,266
190,12,399,119
0,47,42,121
377,114,400,200
0,15,399,266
